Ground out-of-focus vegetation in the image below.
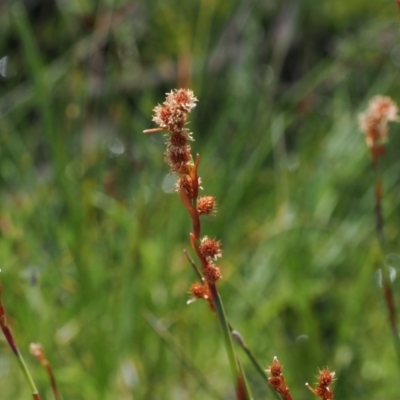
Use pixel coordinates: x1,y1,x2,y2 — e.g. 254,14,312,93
1,0,400,399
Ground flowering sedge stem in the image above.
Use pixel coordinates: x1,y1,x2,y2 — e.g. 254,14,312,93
359,96,400,370
146,89,253,399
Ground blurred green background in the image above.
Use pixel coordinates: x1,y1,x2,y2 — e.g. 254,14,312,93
1,0,400,399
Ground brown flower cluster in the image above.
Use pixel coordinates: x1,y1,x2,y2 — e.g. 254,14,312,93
267,357,336,400
145,89,222,308
199,236,222,261
306,369,336,400
151,89,197,175
358,95,399,162
266,357,293,400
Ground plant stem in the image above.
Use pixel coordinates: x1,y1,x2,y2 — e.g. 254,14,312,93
16,350,42,399
209,284,253,399
231,328,281,400
372,156,400,367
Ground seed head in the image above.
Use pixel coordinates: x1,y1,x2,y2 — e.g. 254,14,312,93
176,175,201,199
189,282,210,300
152,105,186,131
165,89,198,113
266,356,283,377
318,369,335,387
368,95,398,122
199,236,222,261
151,89,197,133
169,131,191,147
266,357,292,400
164,145,192,174
359,95,399,149
188,282,214,310
203,264,222,284
197,196,216,216
306,368,336,400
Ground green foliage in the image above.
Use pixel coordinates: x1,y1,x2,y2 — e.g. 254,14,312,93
1,0,400,398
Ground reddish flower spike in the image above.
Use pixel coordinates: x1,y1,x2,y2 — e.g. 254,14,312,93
306,368,336,400
266,357,293,400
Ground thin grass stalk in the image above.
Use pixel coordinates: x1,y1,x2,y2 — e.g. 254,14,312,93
0,282,42,400
208,283,251,399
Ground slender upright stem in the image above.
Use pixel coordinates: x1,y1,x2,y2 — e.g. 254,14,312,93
372,157,400,366
209,284,252,399
15,351,42,399
231,328,281,400
209,285,240,381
